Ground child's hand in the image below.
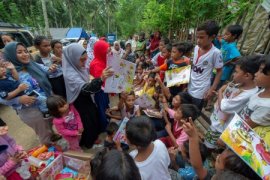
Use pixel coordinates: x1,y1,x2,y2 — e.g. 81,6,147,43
49,64,57,72
182,117,198,139
16,151,28,159
204,87,215,100
18,83,28,91
78,128,84,134
155,74,161,82
5,62,15,70
115,139,122,151
9,154,22,163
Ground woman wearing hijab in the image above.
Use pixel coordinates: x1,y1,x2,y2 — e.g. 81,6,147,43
63,43,113,148
3,42,52,144
112,41,124,57
89,40,112,133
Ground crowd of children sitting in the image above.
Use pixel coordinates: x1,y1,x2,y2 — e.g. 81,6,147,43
0,19,269,180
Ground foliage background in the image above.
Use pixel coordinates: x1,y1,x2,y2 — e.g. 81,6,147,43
0,0,260,40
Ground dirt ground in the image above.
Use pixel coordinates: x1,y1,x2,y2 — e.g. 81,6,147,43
0,105,39,150
0,94,119,151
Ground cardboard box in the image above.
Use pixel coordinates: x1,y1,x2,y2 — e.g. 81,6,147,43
37,152,93,180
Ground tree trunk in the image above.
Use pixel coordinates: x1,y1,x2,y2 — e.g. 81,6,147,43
168,0,175,39
67,0,73,27
41,0,51,38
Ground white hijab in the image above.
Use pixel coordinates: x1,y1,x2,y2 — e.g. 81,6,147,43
62,43,89,103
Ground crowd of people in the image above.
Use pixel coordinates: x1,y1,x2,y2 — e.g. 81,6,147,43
0,19,269,180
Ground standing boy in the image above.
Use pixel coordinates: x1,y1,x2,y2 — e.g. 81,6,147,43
184,20,223,110
219,24,243,87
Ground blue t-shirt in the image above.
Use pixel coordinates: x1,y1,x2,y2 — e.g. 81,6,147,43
221,39,241,81
0,75,22,99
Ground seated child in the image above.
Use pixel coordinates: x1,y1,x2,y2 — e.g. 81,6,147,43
160,104,200,148
0,118,27,179
106,91,140,121
135,54,146,64
133,62,145,92
183,42,194,59
239,55,270,146
182,119,261,180
47,95,84,151
136,72,156,97
0,62,49,117
126,116,172,180
151,37,170,67
169,140,208,180
91,149,141,180
219,25,243,87
104,122,129,151
204,56,260,149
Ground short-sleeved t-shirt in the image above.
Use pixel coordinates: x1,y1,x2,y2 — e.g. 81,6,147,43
159,57,190,71
211,83,259,132
35,53,63,78
239,89,270,126
130,140,171,180
0,75,21,99
221,39,241,81
188,45,223,99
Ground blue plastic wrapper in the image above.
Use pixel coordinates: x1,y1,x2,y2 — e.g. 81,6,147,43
61,167,78,177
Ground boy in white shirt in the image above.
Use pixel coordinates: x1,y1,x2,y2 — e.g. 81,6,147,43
126,116,171,180
204,56,260,149
182,20,223,110
239,55,270,145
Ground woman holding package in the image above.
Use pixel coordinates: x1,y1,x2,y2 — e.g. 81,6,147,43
3,42,53,144
63,43,113,148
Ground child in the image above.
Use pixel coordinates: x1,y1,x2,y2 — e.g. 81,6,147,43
183,42,194,59
204,56,260,149
239,55,270,135
184,20,223,111
91,149,141,180
151,38,170,67
126,116,171,180
0,118,27,179
182,118,261,180
133,62,145,92
46,95,83,151
0,33,14,46
160,104,200,148
104,122,128,151
107,91,140,120
152,43,190,96
51,40,63,59
169,140,208,180
158,44,172,82
0,62,49,116
219,25,243,87
137,72,156,97
34,36,66,98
